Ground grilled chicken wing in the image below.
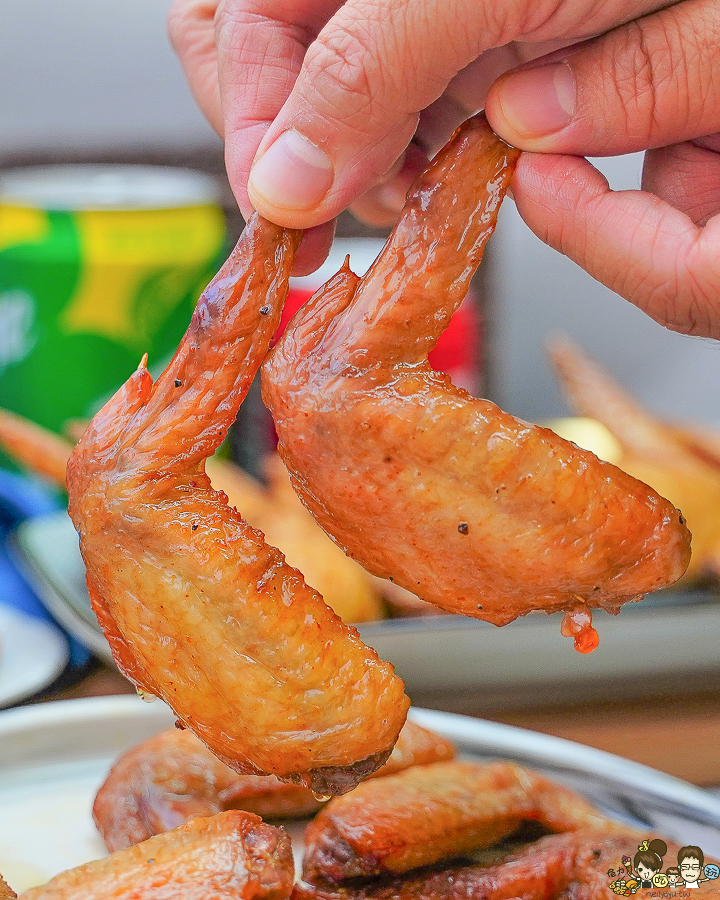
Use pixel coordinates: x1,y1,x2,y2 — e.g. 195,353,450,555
94,720,455,852
19,811,293,900
263,113,691,639
301,760,621,883
66,215,409,795
294,831,630,900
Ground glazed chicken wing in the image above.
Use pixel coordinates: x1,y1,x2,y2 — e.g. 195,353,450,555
301,760,622,883
293,831,630,900
93,720,456,852
66,215,409,795
19,811,293,900
262,113,691,637
0,408,384,626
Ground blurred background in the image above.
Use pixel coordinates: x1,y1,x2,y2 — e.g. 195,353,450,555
2,0,720,785
2,0,720,424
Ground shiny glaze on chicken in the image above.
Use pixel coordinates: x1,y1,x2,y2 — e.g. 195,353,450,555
263,113,691,631
94,720,455,852
66,215,408,795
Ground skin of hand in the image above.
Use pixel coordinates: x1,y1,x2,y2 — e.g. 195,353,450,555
169,0,720,336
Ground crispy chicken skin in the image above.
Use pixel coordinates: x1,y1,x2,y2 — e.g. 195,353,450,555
0,408,384,627
0,875,16,900
94,720,456,852
66,214,409,795
19,811,294,900
93,728,323,853
301,761,622,884
293,831,630,900
263,112,691,628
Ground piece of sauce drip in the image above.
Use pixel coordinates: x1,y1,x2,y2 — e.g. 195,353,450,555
311,790,333,802
560,606,599,654
136,687,158,703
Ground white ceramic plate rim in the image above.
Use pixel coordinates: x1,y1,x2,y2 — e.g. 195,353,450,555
411,708,720,826
1,695,719,827
2,694,720,892
0,605,69,708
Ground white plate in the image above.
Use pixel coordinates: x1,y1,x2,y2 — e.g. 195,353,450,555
12,511,720,701
0,604,68,708
1,696,720,893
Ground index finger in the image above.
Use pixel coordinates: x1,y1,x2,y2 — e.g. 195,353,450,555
244,0,682,228
170,0,342,217
217,0,344,217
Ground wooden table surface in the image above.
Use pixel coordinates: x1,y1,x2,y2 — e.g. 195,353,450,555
41,659,720,789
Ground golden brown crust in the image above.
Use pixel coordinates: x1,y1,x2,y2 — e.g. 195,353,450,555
293,831,630,900
0,874,17,900
263,112,691,630
66,214,409,793
20,811,294,900
94,721,456,852
93,728,324,853
301,761,622,884
373,721,455,777
0,406,383,628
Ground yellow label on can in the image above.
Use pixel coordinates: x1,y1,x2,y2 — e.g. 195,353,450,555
0,166,226,437
0,205,50,253
60,205,225,346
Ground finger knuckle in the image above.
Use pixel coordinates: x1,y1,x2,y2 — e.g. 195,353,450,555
605,22,669,142
168,0,217,51
213,1,250,53
604,10,719,143
303,18,380,127
214,2,312,79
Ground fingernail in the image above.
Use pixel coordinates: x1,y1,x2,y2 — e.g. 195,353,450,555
250,130,334,211
497,62,576,138
373,180,408,216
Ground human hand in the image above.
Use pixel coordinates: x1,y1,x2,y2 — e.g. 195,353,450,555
487,0,720,338
169,0,720,338
168,0,659,270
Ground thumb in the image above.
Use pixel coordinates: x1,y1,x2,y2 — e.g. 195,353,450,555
486,0,720,156
244,0,490,228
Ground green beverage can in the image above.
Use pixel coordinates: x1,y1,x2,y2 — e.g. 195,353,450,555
0,165,226,436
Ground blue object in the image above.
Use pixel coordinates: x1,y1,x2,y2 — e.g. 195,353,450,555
0,469,89,666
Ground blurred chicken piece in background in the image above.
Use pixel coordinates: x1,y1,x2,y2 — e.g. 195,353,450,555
208,453,384,624
549,336,720,585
